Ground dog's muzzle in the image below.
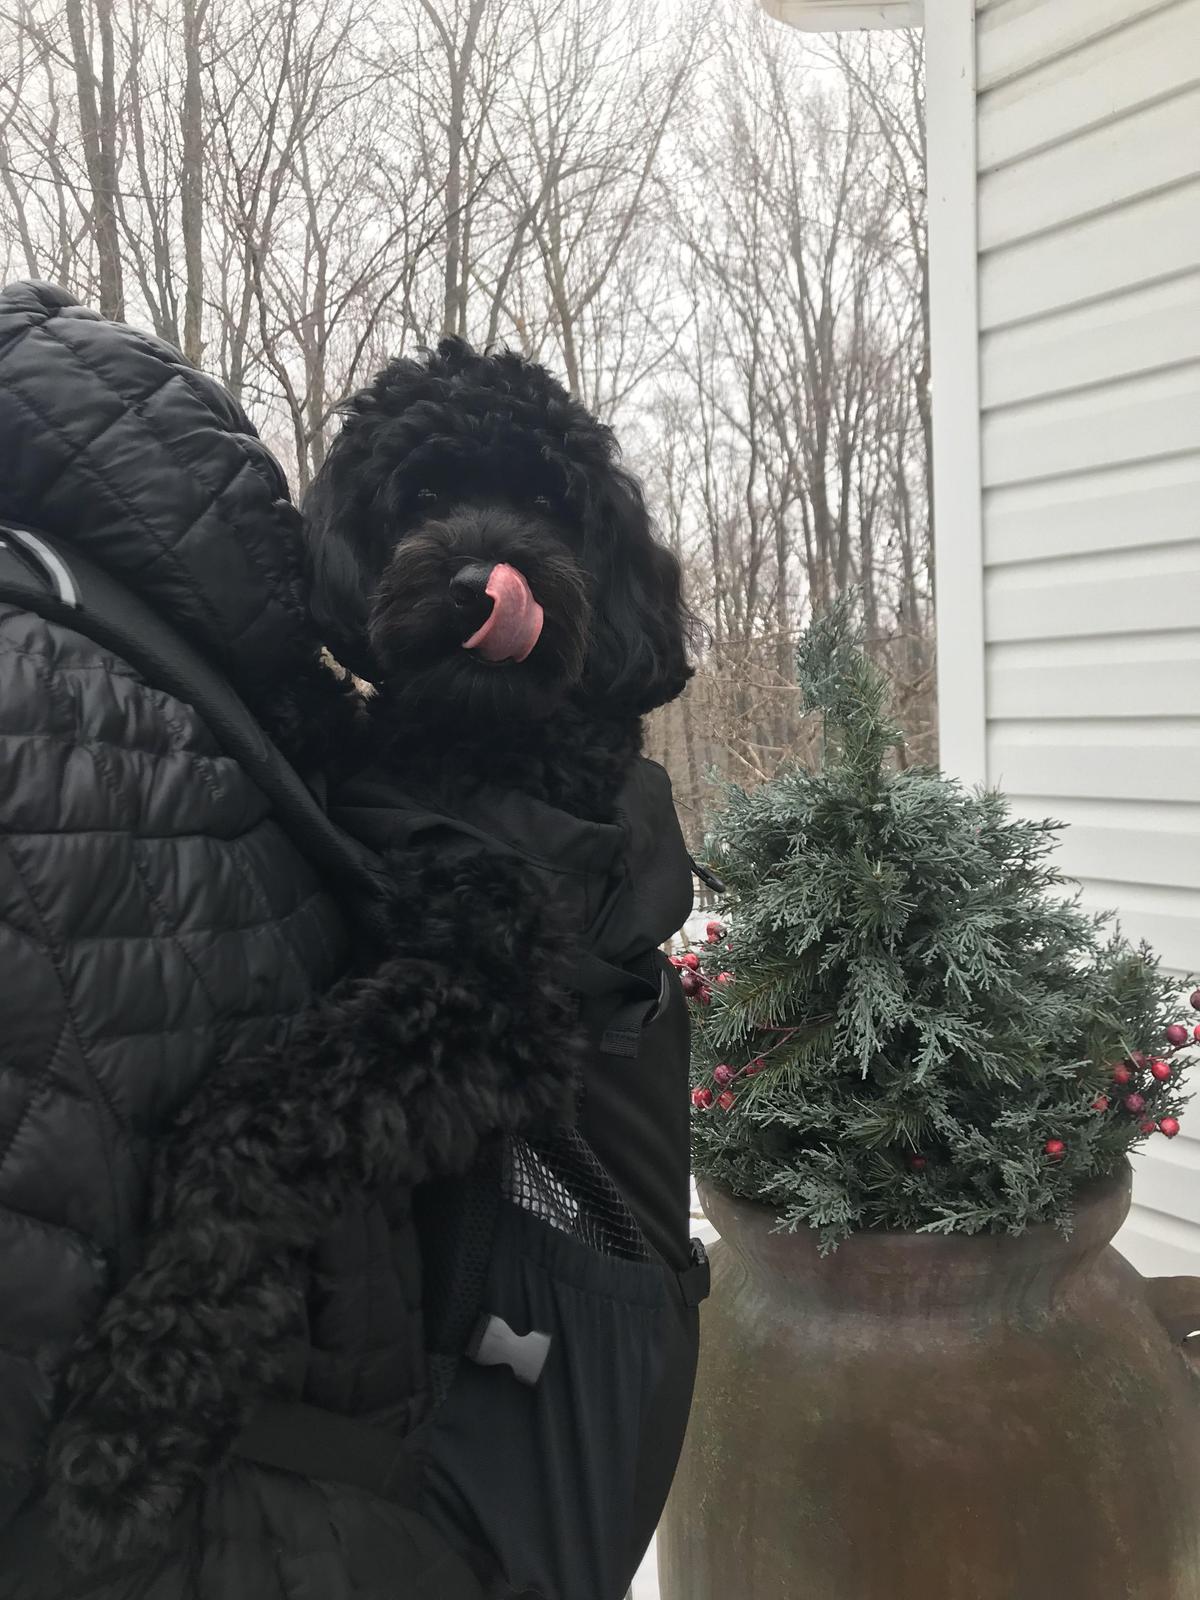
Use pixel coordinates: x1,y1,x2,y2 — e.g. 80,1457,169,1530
457,562,545,664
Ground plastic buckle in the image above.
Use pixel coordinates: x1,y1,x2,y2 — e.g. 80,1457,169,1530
467,1313,552,1386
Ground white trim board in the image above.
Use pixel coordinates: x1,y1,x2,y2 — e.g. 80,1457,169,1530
759,0,923,28
927,0,988,785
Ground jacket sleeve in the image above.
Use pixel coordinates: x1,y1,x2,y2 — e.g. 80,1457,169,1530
0,601,347,1529
0,1217,107,1526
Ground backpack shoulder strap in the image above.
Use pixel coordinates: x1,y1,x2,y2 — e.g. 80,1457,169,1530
0,522,394,945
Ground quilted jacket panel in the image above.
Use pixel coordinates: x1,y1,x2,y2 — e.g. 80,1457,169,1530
0,282,313,708
0,283,458,1597
0,599,345,1496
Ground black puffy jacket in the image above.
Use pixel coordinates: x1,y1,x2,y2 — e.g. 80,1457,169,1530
0,284,474,1599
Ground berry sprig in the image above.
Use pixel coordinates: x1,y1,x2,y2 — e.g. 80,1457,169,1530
670,919,730,1011
1042,994,1200,1157
690,1029,797,1114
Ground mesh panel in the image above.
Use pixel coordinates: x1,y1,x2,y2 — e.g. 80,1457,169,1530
503,1128,649,1263
427,1350,460,1411
416,1141,504,1408
419,1129,649,1411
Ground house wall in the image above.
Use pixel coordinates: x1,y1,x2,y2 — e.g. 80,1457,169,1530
935,0,1200,1272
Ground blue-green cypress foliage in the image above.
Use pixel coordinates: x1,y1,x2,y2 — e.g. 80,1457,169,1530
690,597,1194,1250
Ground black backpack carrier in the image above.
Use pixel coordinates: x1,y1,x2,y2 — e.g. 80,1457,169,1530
0,523,709,1600
332,750,709,1600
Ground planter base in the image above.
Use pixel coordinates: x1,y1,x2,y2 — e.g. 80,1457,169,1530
659,1174,1200,1600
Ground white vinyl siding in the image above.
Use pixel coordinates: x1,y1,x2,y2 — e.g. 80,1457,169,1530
964,0,1200,1274
978,180,1200,329
975,0,1190,87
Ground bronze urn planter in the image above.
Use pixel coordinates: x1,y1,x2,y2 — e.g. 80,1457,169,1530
659,1167,1200,1600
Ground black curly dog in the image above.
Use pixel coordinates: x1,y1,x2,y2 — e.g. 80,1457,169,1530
47,338,693,1564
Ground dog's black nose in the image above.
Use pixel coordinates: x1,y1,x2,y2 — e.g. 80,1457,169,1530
450,562,495,631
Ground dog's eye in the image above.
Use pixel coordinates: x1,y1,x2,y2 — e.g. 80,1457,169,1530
417,488,437,503
532,495,551,511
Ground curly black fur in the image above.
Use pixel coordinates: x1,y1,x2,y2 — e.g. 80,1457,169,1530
49,850,581,1565
304,335,694,736
48,337,692,1568
216,498,368,777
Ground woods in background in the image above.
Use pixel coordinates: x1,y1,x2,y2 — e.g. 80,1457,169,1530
0,0,933,844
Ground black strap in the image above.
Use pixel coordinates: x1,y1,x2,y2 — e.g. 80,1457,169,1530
599,999,651,1059
0,523,395,947
234,1399,422,1505
574,952,666,1059
689,854,726,895
675,1238,711,1308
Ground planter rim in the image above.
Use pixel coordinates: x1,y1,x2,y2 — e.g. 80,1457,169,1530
696,1163,1133,1311
698,1161,1131,1243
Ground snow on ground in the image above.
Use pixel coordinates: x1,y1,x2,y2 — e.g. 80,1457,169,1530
677,908,716,950
631,1541,661,1599
672,901,727,955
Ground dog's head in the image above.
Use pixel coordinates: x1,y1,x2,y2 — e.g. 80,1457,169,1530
302,338,692,731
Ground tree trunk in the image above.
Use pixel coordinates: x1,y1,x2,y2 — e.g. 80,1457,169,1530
181,0,208,363
65,0,123,318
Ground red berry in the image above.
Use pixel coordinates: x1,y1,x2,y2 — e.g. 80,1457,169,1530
691,1087,714,1110
1132,1051,1150,1068
1190,990,1200,1012
715,972,734,986
706,919,725,939
695,984,712,1007
717,1090,736,1112
1044,1139,1066,1160
1124,1094,1146,1114
713,1064,735,1087
1194,1025,1200,1043
1092,1096,1110,1112
1166,1024,1189,1048
908,1155,927,1172
1112,1063,1134,1086
744,1057,765,1076
1150,1059,1173,1082
679,969,700,997
1160,1117,1181,1139
1140,1120,1158,1135
680,952,700,970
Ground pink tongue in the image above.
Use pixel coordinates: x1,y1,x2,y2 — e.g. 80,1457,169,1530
463,563,544,663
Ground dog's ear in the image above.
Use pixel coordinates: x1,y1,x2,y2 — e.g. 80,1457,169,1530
303,352,450,680
582,469,694,716
301,437,380,680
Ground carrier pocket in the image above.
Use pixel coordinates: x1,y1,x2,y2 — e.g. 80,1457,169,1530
419,1133,676,1600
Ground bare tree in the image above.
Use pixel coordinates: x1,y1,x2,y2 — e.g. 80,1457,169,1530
0,0,931,814
202,0,446,485
180,0,208,361
63,0,123,316
416,0,486,338
482,0,703,409
648,4,933,791
0,29,41,278
830,30,930,561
